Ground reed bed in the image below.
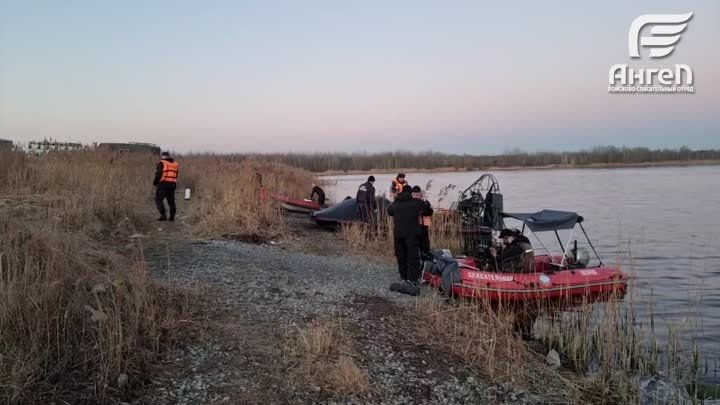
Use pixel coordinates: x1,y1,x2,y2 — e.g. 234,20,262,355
0,150,317,403
0,150,202,404
182,156,315,240
416,283,705,404
340,204,464,259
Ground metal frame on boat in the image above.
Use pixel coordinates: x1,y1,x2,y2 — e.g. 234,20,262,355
500,210,604,270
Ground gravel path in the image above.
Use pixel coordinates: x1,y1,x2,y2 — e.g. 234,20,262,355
139,213,543,405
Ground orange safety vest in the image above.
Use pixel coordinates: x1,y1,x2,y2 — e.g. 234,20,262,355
159,160,179,183
391,179,405,196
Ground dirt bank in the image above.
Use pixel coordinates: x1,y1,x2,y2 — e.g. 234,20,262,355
138,206,545,405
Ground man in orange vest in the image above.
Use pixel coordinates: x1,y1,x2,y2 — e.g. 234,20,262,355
390,173,407,199
153,151,179,221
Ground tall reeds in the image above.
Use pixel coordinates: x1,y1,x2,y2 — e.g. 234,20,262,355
183,156,315,240
0,150,317,403
340,205,464,259
415,284,704,404
0,150,198,404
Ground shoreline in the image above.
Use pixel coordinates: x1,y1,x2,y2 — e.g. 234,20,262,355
315,159,720,176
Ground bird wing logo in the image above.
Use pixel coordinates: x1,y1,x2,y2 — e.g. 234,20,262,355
628,12,693,58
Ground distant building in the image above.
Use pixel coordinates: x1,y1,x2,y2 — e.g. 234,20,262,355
0,138,13,150
97,142,161,155
27,140,83,154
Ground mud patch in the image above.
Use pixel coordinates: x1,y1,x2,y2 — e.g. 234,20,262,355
222,232,273,245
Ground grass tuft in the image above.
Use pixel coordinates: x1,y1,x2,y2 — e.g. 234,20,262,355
284,320,372,397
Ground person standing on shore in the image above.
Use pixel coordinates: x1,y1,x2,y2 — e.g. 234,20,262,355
356,175,377,228
390,173,407,199
153,151,179,221
388,184,434,285
411,185,433,257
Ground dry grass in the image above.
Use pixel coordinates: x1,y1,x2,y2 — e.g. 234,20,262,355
340,207,464,259
0,150,201,404
427,209,464,253
331,355,372,395
182,156,315,241
415,274,704,405
284,320,371,397
416,294,583,401
0,150,317,403
339,220,394,261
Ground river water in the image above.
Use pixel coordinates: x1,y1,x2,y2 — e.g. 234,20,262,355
323,165,720,378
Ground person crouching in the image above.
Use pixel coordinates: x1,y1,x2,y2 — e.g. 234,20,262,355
388,185,434,285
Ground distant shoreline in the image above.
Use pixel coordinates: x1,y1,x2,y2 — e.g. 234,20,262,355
316,159,720,176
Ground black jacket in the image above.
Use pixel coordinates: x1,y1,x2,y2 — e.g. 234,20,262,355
311,185,325,203
356,181,376,208
153,158,177,187
418,198,432,228
500,235,533,272
387,192,433,237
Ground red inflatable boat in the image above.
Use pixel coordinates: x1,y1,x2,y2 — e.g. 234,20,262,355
422,255,627,302
268,192,327,213
422,210,628,302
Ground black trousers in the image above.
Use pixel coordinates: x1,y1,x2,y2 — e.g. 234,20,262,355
419,226,430,255
358,203,375,228
394,236,421,282
155,183,176,218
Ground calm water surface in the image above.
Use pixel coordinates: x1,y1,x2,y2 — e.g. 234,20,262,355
323,166,720,375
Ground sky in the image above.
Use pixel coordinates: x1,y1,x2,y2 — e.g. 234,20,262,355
1,0,719,154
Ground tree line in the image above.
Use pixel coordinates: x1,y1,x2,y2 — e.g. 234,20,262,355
198,146,720,173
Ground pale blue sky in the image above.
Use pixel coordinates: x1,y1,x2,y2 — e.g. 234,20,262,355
1,0,718,153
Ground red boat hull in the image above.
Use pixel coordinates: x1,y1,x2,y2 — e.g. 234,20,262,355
423,255,628,302
270,192,325,212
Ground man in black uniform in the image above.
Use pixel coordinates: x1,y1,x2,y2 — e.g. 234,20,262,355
356,176,376,227
388,185,434,285
310,183,326,205
153,152,179,221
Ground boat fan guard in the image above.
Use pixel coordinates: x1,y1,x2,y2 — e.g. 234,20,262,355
451,174,505,257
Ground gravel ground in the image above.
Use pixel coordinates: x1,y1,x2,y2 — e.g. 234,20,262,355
139,212,546,405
